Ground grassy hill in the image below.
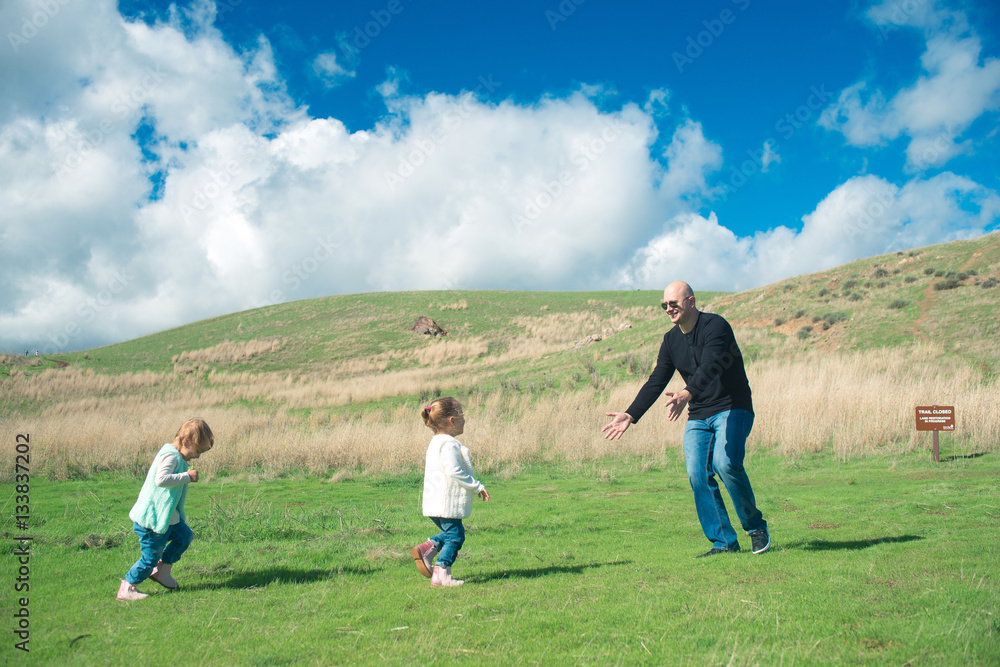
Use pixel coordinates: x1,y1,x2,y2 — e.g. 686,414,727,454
2,232,998,478
42,231,1000,378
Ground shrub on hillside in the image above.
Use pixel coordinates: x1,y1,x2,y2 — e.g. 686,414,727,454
934,278,960,291
904,276,917,283
818,288,830,297
887,299,908,310
773,318,785,326
848,293,863,301
935,270,945,277
842,280,858,291
796,326,812,340
981,277,997,289
794,309,806,318
924,267,935,275
822,311,848,326
873,267,889,278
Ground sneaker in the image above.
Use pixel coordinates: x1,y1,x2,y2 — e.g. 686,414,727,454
696,548,730,558
411,540,439,578
116,580,149,601
431,565,464,587
750,527,771,554
149,561,179,590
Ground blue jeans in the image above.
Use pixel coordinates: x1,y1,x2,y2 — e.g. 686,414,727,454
683,409,766,551
429,517,464,567
125,521,193,585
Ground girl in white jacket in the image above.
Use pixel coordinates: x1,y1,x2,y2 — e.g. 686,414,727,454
411,397,489,587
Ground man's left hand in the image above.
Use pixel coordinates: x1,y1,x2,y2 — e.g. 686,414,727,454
663,390,691,421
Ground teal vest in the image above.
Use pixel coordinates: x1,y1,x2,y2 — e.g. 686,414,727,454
129,444,189,533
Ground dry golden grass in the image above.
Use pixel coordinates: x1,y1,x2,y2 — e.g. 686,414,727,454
431,299,468,310
4,340,995,481
413,336,490,365
172,337,284,364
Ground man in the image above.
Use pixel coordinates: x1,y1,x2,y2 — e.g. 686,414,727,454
602,281,769,557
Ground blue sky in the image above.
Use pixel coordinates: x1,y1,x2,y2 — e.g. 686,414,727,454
2,0,999,352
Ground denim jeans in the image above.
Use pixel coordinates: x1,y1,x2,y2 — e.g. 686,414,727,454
125,521,193,585
683,409,766,550
429,517,465,567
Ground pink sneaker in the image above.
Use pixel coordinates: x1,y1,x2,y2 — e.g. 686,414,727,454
431,565,464,587
150,561,179,590
116,580,149,601
411,540,439,578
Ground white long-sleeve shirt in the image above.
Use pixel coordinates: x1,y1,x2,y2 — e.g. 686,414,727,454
422,434,484,519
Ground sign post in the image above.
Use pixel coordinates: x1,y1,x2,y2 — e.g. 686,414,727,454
915,405,955,462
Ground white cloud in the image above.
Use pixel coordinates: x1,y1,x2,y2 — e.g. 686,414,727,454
616,173,999,291
312,51,355,87
820,0,1000,170
760,140,780,173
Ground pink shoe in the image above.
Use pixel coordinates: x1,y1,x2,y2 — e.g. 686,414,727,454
116,580,149,601
150,561,179,590
411,540,439,578
431,565,464,587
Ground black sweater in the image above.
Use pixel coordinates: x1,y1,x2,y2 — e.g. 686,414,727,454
626,311,753,422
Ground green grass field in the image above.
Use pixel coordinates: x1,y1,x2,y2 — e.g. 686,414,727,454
3,451,997,665
2,234,999,664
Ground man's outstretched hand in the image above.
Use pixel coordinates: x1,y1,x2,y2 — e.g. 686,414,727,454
602,412,633,440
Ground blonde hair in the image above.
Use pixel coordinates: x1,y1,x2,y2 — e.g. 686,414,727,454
421,397,463,433
173,418,214,449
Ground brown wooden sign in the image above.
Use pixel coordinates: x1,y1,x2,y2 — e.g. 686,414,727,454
915,406,955,431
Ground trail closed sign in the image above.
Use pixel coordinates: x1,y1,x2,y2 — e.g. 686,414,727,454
915,406,955,431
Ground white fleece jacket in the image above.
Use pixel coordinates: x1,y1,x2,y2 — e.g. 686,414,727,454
422,433,484,519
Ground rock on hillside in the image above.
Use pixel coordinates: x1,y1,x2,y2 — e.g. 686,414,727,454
411,316,447,337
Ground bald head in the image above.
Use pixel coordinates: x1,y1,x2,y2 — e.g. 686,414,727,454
662,281,699,332
664,281,694,302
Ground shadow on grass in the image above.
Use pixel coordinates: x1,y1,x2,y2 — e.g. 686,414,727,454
784,535,923,551
182,566,376,591
940,452,987,462
468,560,632,583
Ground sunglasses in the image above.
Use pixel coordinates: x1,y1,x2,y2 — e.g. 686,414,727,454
660,298,689,311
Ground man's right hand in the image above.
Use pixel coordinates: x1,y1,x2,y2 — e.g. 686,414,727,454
601,412,633,440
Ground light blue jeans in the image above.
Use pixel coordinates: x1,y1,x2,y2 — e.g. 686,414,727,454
429,517,465,567
125,521,193,584
683,409,766,551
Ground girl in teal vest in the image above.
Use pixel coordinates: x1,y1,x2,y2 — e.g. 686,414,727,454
117,419,214,601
